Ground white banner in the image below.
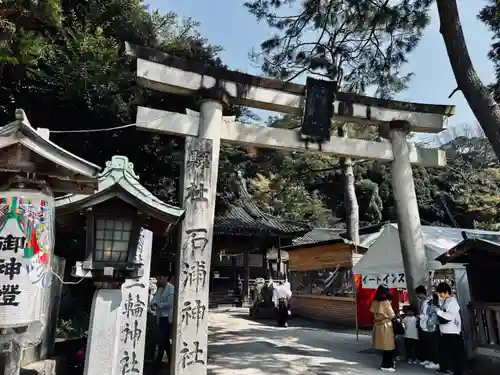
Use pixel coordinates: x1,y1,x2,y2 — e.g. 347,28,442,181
361,272,406,289
0,190,54,327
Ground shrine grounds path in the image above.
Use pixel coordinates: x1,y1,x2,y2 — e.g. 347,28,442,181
207,308,431,375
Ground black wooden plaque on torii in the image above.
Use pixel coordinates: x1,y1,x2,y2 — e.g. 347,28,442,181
300,77,337,143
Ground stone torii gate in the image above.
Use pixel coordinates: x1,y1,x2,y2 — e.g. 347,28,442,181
126,43,453,375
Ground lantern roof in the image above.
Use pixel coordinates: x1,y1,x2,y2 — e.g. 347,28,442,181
55,155,185,225
0,109,100,193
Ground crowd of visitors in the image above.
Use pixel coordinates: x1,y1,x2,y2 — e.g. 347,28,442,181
147,274,292,369
149,274,467,373
370,282,465,374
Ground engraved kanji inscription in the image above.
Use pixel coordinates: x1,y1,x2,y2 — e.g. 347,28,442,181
182,261,207,292
123,292,146,319
179,341,205,369
181,300,206,330
182,228,209,254
185,182,208,202
120,350,139,374
186,147,211,171
121,320,142,349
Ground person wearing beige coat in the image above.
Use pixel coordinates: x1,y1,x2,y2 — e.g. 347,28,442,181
370,285,396,372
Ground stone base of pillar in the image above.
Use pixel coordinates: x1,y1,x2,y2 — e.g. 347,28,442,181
21,357,66,375
84,289,122,375
1,340,23,375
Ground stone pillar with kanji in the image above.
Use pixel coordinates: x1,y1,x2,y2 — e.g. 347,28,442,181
171,89,226,375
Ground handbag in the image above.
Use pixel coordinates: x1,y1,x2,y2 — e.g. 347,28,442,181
392,317,405,335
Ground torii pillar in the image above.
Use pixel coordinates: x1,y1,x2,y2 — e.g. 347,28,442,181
382,120,427,306
170,93,235,375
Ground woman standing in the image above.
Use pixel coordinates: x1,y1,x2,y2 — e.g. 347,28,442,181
370,284,396,372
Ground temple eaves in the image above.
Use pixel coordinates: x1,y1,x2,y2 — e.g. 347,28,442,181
0,109,100,193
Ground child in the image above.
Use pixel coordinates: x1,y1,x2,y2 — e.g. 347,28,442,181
393,306,406,362
394,330,406,362
402,306,419,364
419,292,440,370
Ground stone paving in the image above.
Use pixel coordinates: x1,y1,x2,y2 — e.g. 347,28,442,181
206,308,434,375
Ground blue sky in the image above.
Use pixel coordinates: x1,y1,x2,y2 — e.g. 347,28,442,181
148,0,494,133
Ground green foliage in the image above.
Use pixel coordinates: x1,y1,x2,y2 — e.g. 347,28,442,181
244,115,337,226
0,0,61,65
3,0,499,237
56,311,89,339
356,179,383,223
245,0,433,95
249,172,333,225
246,120,500,230
244,0,435,238
479,0,500,101
0,0,227,209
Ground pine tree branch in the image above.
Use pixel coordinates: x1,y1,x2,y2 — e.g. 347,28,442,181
436,0,500,160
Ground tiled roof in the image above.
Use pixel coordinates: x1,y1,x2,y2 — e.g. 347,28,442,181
291,221,389,248
214,171,311,236
292,228,345,246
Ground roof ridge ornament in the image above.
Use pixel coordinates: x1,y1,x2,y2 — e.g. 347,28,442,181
99,155,139,182
15,109,30,125
235,169,250,197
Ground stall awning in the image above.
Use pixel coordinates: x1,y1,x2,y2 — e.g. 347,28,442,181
353,224,500,275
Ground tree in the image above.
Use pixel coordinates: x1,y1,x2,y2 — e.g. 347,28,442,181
0,0,62,65
245,115,388,229
0,1,238,279
245,0,430,95
247,115,336,226
7,0,500,250
0,1,227,207
249,172,333,225
436,0,500,161
246,0,500,167
338,124,359,243
245,0,430,242
481,1,500,105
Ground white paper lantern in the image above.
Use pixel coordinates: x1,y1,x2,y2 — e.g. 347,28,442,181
0,189,54,328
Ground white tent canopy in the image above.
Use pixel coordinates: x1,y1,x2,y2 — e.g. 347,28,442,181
353,223,500,275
